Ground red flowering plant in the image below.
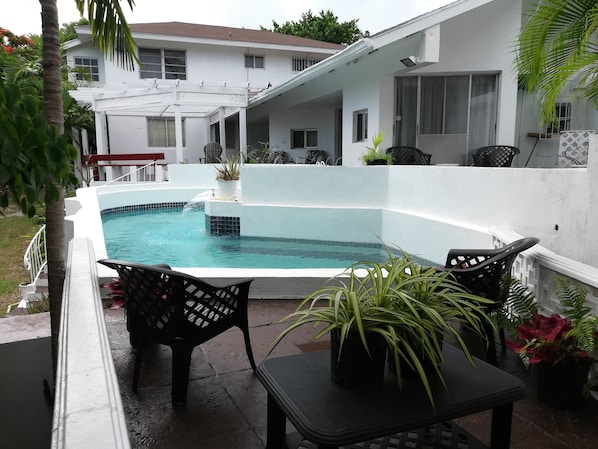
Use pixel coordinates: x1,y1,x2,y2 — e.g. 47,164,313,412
506,277,598,367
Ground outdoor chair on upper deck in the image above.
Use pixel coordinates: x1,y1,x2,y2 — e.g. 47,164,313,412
305,149,329,164
386,146,432,165
443,237,539,365
203,142,223,163
471,145,520,167
98,259,256,406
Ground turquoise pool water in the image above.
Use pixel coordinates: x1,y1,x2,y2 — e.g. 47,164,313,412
102,207,430,269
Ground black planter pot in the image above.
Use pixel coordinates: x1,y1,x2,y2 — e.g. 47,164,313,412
366,159,388,166
535,360,592,410
330,329,387,390
387,336,443,383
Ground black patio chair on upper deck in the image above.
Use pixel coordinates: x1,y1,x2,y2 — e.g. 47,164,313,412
203,142,223,163
98,259,256,406
386,146,432,165
442,237,539,365
471,145,520,167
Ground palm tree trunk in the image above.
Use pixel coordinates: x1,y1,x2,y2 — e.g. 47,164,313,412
41,0,66,376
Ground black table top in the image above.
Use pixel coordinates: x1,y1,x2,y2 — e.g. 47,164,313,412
257,344,526,447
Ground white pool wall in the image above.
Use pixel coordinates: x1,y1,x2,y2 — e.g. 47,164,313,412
66,153,598,277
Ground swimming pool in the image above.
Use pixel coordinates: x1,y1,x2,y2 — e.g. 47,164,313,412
101,206,433,269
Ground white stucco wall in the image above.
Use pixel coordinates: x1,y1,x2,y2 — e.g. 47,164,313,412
411,0,521,148
269,109,337,162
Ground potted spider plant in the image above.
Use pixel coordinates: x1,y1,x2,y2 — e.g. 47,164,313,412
506,276,598,409
214,155,241,199
361,130,392,165
270,249,494,407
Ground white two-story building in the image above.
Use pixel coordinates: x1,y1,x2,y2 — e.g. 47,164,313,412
68,0,598,171
65,22,344,166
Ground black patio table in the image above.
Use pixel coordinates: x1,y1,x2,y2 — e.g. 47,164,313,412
256,344,526,449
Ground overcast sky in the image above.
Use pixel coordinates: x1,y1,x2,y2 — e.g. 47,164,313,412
4,0,455,37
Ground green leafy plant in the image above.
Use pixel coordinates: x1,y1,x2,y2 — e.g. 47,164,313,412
26,295,50,314
271,249,494,407
360,130,392,165
215,156,241,181
506,276,598,367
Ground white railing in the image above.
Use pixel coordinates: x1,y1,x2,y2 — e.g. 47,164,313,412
23,225,47,285
101,161,168,185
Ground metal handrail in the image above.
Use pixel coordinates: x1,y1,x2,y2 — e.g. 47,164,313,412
101,161,162,186
23,224,46,285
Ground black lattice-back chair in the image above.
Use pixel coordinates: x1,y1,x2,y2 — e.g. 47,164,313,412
471,145,520,167
386,146,432,165
98,259,256,406
443,237,539,365
203,142,223,163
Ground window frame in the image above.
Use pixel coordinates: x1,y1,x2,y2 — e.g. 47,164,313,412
139,48,187,80
353,109,368,143
147,117,186,148
291,129,319,149
245,54,265,69
73,57,100,82
547,102,572,134
291,57,322,72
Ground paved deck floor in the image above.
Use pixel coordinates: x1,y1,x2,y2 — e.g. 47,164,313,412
104,300,598,449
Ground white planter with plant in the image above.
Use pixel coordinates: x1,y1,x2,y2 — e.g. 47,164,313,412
215,156,240,199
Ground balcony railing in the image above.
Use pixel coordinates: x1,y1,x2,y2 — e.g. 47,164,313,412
83,153,168,184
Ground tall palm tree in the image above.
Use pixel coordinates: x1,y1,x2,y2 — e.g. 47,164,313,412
517,0,598,125
40,0,137,371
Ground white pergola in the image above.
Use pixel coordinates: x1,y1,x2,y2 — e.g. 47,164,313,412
70,81,255,162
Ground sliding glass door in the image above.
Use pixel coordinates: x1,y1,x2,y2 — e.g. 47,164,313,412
394,74,498,164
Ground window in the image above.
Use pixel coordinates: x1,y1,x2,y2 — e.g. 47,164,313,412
73,57,99,81
147,118,185,147
353,110,368,142
245,54,265,69
291,129,318,148
547,102,572,133
292,58,322,72
139,48,186,80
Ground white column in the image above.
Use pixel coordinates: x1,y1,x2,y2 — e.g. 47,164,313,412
94,112,113,181
239,107,247,161
174,105,184,163
219,109,226,156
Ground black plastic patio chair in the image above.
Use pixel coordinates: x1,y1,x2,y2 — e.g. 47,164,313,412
98,259,256,406
471,145,520,167
386,146,432,165
443,237,539,365
203,142,223,163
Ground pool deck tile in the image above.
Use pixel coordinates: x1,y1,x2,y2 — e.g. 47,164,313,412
104,300,598,449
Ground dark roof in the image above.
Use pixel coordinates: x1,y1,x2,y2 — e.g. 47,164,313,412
129,22,346,51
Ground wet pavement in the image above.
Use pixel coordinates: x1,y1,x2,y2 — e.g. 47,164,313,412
104,300,598,449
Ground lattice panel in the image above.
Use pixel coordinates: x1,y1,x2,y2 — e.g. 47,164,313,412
558,130,596,167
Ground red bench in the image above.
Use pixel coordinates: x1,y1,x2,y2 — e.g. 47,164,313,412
84,153,166,166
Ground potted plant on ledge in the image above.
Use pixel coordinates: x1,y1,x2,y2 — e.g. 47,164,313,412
215,155,241,199
361,131,393,165
270,249,494,407
506,277,598,409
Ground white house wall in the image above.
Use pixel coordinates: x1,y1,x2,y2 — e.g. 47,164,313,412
411,0,521,149
99,39,322,91
269,109,336,163
106,115,207,164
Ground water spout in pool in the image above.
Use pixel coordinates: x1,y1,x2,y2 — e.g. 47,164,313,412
183,191,212,212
